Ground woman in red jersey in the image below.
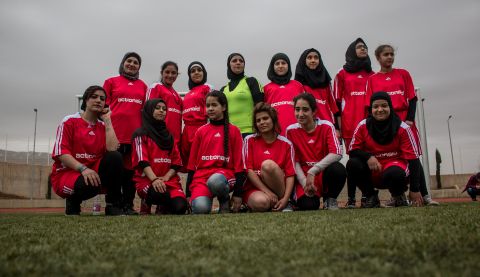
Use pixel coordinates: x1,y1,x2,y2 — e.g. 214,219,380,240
103,52,148,215
294,48,339,129
132,99,188,215
347,92,424,208
333,38,374,208
147,61,183,147
181,61,213,169
51,86,124,216
264,53,304,136
366,44,438,206
286,93,346,210
186,91,245,214
242,102,295,212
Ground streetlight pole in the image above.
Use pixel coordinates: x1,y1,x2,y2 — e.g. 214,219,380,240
31,108,38,200
447,115,455,175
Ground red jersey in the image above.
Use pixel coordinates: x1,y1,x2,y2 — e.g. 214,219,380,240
51,113,106,174
103,75,147,144
264,80,304,135
147,83,183,146
333,69,374,139
182,84,212,126
302,85,338,124
285,120,342,167
132,135,182,184
366,68,416,121
242,134,295,177
187,123,243,173
349,120,420,167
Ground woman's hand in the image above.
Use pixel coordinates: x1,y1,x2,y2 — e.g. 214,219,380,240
405,120,414,127
264,190,278,206
99,107,112,121
273,197,289,211
82,168,101,186
409,191,424,207
305,173,317,197
367,156,382,172
152,179,167,193
231,196,242,213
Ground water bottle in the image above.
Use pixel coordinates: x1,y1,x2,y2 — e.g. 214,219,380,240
92,195,102,216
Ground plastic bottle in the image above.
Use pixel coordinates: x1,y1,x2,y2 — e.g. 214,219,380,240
92,195,102,215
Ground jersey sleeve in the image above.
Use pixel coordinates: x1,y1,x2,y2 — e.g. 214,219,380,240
326,85,339,114
103,78,113,106
52,119,74,159
333,70,344,101
401,70,417,101
399,126,420,160
242,136,254,170
349,122,366,152
284,142,296,177
132,135,150,168
326,123,342,155
171,143,183,168
146,84,159,101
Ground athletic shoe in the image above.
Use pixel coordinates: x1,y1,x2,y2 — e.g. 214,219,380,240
65,198,81,215
345,198,356,209
282,203,294,212
105,204,124,216
139,199,151,215
360,196,367,208
385,193,409,207
218,200,230,213
124,204,139,216
155,205,170,215
423,195,440,206
324,198,339,210
364,191,381,208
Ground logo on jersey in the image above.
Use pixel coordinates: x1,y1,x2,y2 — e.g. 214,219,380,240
128,82,134,86
168,107,181,114
75,153,96,159
308,139,315,144
154,158,172,163
385,77,391,81
183,106,201,114
316,99,326,105
387,90,404,96
264,150,271,155
357,75,363,79
350,91,366,96
375,152,398,158
201,155,230,162
118,98,143,104
279,85,285,89
214,132,221,138
271,101,293,107
88,131,95,136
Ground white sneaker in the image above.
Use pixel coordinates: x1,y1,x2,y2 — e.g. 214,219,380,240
282,203,294,212
423,195,440,206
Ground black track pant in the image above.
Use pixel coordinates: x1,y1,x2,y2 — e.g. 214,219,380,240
117,144,136,208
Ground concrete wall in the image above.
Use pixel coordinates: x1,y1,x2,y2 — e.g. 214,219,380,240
0,162,473,199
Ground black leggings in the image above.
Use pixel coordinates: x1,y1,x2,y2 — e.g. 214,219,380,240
145,187,188,215
346,157,407,197
70,151,123,204
118,144,136,207
296,162,346,210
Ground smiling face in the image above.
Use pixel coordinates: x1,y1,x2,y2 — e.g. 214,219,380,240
305,51,320,70
273,59,288,76
371,99,391,121
229,55,245,75
161,65,178,86
190,66,204,84
206,96,225,121
152,102,167,121
123,57,140,76
86,90,106,113
255,111,274,135
294,99,315,127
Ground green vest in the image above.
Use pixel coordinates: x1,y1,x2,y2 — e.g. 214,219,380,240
223,77,255,133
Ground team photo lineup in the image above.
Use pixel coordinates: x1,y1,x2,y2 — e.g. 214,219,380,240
50,38,440,216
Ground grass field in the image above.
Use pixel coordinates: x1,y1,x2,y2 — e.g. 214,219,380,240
1,202,479,276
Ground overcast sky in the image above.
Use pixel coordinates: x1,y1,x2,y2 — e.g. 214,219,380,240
0,0,479,174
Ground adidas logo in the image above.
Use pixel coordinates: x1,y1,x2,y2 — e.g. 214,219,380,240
308,139,315,144
88,131,95,136
214,132,221,138
385,77,391,81
357,75,363,78
279,85,285,88
264,150,271,155
128,82,134,86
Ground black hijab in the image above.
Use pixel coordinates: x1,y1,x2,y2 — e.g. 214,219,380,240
267,53,292,85
119,52,141,81
188,61,207,90
132,99,173,151
294,48,331,88
227,53,245,91
343,38,372,73
366,92,402,145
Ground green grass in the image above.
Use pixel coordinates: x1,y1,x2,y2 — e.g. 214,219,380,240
1,203,479,276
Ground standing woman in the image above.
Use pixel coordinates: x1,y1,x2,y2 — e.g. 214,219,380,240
366,44,438,206
132,99,188,215
186,91,245,214
221,53,264,137
286,93,346,210
243,102,295,212
147,61,183,147
103,52,148,215
347,92,424,207
181,61,213,169
51,86,124,215
294,48,339,128
333,38,374,208
264,53,304,135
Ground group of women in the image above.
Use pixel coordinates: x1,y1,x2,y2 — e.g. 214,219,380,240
50,38,438,216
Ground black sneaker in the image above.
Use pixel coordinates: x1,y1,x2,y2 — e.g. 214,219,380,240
364,191,380,208
394,193,409,207
105,204,125,216
65,198,81,215
345,198,356,209
360,196,367,208
124,204,139,215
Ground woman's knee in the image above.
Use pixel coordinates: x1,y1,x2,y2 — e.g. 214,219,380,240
325,162,347,184
207,173,229,198
261,160,280,175
170,197,188,215
191,196,212,214
248,192,271,212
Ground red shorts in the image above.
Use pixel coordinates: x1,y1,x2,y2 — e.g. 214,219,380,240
189,168,235,202
372,160,408,189
180,123,205,171
51,159,102,199
293,166,324,200
135,175,186,199
242,179,261,204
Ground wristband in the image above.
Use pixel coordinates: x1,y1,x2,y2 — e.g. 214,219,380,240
77,164,88,173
